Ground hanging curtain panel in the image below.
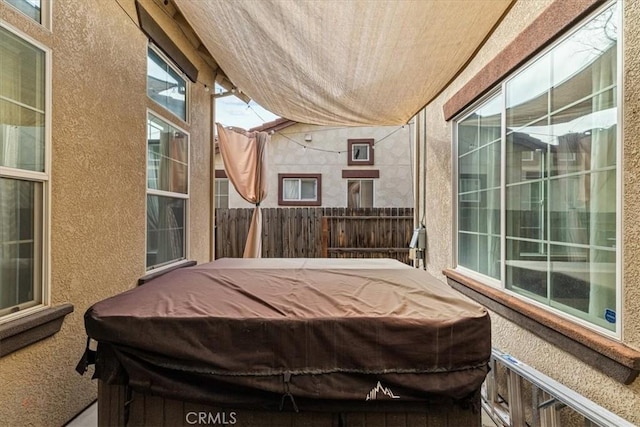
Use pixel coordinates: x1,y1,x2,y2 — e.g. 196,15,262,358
216,124,269,258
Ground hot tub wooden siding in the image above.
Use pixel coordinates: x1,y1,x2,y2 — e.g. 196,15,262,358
98,382,480,426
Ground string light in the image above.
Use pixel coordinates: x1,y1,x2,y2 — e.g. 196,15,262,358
217,93,416,153
219,98,417,156
204,77,411,150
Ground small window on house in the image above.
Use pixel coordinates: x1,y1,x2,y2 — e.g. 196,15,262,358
347,180,374,208
215,178,229,209
146,113,189,270
147,47,187,121
278,174,321,206
347,139,374,165
0,24,49,320
352,144,369,161
284,179,316,200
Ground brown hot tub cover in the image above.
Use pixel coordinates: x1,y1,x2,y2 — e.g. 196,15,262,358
82,258,490,409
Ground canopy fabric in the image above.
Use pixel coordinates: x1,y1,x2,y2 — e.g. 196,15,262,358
216,124,269,257
174,0,513,126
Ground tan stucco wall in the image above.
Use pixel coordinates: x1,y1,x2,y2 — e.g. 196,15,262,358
216,122,414,208
417,0,640,423
622,0,640,351
0,0,214,425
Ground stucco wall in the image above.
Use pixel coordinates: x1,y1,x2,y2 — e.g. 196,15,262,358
622,0,640,352
0,0,214,425
417,0,640,422
216,122,414,208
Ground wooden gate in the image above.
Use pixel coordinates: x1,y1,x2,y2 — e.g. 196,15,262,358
321,207,413,264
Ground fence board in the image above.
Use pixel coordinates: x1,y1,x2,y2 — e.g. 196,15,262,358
215,208,413,264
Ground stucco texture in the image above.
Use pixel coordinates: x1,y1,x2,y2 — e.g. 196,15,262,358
622,0,640,351
0,0,214,425
418,0,640,422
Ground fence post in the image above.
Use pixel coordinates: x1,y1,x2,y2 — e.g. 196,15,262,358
321,216,328,258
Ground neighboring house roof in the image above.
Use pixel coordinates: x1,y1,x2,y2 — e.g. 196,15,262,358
214,118,296,155
249,118,297,133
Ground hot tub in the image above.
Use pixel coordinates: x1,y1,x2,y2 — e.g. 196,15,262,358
79,258,490,426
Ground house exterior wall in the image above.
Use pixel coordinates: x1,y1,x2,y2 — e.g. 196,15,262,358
0,0,215,425
216,122,413,208
416,0,640,423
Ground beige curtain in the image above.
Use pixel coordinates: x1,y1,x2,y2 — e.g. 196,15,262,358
149,131,187,265
216,124,269,258
347,181,360,209
0,125,19,309
588,46,617,320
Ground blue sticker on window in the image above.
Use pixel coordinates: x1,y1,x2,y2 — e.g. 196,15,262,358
604,309,616,324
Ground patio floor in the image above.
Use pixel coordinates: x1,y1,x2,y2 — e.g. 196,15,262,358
65,401,97,427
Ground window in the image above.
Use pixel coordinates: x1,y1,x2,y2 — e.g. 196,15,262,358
278,174,321,206
347,139,374,165
0,24,48,320
3,0,47,26
347,179,373,208
215,178,229,209
146,113,189,270
147,47,187,121
458,95,502,280
456,3,619,334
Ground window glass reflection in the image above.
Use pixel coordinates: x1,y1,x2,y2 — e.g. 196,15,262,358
0,178,42,313
5,0,41,24
0,26,46,172
147,115,188,194
459,4,618,332
146,195,185,268
506,53,550,129
147,48,187,120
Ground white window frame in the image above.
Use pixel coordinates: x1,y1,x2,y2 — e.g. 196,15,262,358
215,177,229,209
1,0,51,29
145,110,190,272
351,143,370,162
452,1,622,339
521,151,535,162
346,179,375,208
147,45,189,123
278,173,322,206
347,138,375,166
0,21,51,324
282,178,318,202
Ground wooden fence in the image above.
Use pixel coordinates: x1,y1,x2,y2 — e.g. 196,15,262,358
215,207,414,264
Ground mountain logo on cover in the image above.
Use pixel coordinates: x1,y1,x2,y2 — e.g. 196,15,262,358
365,381,400,400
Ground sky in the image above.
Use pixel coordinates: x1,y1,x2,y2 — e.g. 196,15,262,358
215,86,280,131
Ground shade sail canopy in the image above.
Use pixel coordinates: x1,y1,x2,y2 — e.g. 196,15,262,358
174,0,513,126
